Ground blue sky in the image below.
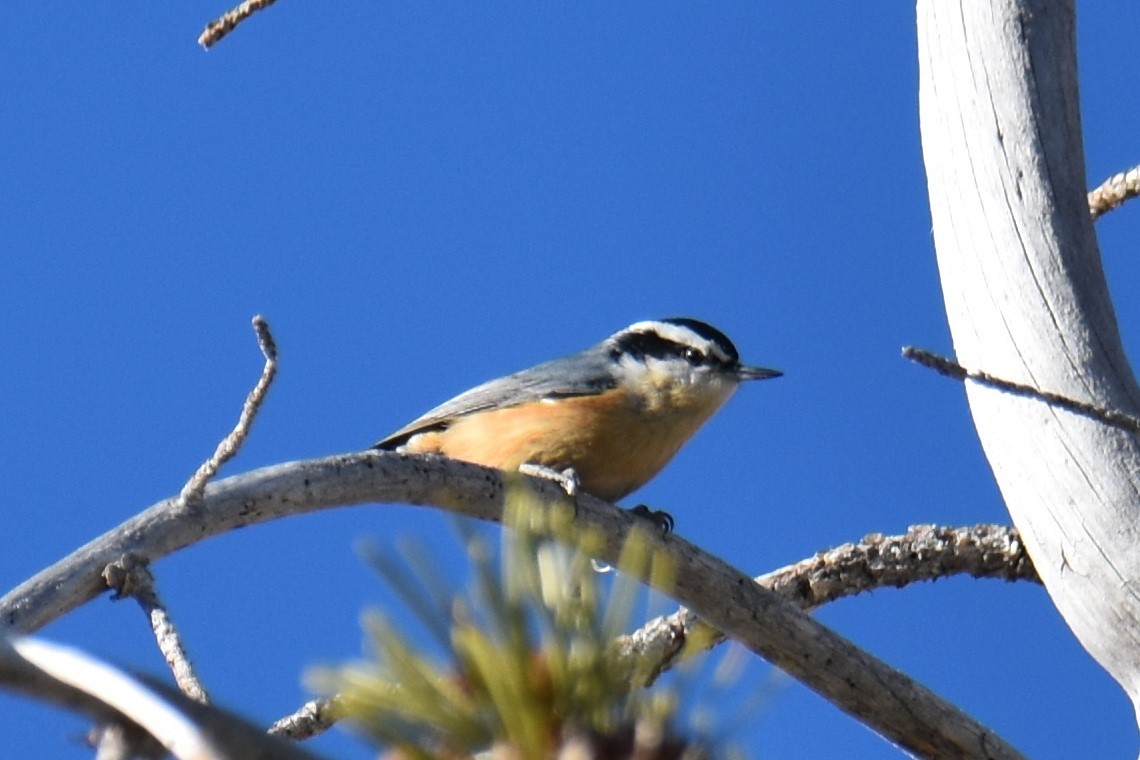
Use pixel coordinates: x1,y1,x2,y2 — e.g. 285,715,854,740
3,4,1140,758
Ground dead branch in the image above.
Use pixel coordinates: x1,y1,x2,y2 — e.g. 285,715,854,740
267,697,340,742
617,524,1037,682
0,634,325,759
103,556,209,705
919,0,1140,720
903,346,1140,435
180,315,278,509
199,0,279,50
1089,164,1140,220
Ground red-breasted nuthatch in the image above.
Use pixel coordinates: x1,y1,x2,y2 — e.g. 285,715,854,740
373,318,781,502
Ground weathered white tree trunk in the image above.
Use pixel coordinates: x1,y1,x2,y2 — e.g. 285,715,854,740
918,0,1140,731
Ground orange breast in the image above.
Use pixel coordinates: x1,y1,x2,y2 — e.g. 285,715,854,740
400,388,728,502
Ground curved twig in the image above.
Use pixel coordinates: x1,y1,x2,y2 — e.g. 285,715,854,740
180,315,278,508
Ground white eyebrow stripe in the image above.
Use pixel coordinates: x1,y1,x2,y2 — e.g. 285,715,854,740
623,320,732,363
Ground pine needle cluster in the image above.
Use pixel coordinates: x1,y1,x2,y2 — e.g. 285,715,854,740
312,486,719,760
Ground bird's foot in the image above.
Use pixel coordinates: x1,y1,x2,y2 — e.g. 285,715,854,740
518,463,580,498
592,506,673,574
627,504,675,536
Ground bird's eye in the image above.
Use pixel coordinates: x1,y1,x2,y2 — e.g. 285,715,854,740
683,347,705,364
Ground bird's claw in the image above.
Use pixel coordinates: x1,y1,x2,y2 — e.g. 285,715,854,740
518,463,580,498
627,504,674,536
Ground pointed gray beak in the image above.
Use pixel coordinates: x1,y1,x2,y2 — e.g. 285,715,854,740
737,364,783,381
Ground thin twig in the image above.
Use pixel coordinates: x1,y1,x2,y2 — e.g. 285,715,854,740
902,346,1140,434
179,315,278,509
199,0,279,50
1088,164,1140,220
103,556,210,705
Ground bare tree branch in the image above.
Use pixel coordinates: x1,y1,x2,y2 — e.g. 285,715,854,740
1089,164,1140,220
757,523,1038,603
618,524,1038,682
199,0,279,50
267,697,340,742
0,638,164,760
103,556,210,705
918,0,1140,721
0,453,1025,759
0,634,325,759
180,315,277,509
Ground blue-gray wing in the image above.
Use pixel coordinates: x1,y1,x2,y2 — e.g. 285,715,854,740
373,347,616,449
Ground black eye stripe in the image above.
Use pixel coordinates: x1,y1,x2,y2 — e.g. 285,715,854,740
611,331,677,359
612,331,725,366
661,318,740,364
